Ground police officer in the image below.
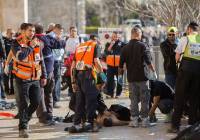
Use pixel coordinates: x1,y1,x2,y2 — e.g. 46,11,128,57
11,23,47,138
68,39,106,133
168,22,200,133
104,32,125,98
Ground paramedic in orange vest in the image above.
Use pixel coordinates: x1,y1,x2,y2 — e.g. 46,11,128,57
104,32,125,98
11,23,47,138
68,39,106,133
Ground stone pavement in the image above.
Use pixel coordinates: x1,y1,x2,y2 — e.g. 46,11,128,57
0,93,177,140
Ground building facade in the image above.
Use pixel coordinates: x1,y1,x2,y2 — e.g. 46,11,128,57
0,0,86,33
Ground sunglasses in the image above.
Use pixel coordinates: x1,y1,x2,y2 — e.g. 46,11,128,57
168,34,175,36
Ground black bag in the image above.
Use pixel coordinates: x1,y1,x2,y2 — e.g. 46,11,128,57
172,122,200,140
108,104,131,121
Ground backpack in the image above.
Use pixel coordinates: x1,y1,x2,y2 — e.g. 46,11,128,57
173,122,200,140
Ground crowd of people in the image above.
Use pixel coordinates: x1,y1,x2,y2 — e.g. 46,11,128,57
0,21,200,138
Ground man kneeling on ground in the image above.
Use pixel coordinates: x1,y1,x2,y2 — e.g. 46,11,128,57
149,80,174,123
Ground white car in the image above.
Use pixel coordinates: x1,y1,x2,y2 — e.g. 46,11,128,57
124,19,142,27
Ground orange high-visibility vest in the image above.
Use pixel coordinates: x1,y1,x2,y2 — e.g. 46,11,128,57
75,40,96,69
106,55,120,67
12,39,42,80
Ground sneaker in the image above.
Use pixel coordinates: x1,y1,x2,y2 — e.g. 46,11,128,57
167,126,179,133
83,123,99,132
64,127,69,131
128,117,139,127
68,124,84,133
115,96,119,99
53,116,63,122
38,119,56,126
141,117,150,128
149,115,158,123
19,129,29,138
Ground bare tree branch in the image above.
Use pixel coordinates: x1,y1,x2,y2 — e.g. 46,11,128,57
119,0,200,29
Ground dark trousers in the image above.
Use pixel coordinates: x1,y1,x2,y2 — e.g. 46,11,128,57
74,70,99,125
172,69,200,129
0,74,5,99
165,74,176,90
158,99,173,114
66,75,73,96
36,88,47,121
4,73,14,95
106,66,122,97
37,74,54,120
53,61,61,103
15,78,41,130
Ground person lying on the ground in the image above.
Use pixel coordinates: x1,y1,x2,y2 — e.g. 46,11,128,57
95,104,131,127
64,72,107,123
96,110,129,127
63,92,107,124
149,80,174,123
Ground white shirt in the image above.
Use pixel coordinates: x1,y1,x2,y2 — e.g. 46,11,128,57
175,32,199,54
175,36,188,54
65,36,84,56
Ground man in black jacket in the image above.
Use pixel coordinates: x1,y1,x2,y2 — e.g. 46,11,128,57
160,27,178,89
119,27,156,127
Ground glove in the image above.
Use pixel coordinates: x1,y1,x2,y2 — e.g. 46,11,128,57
4,65,9,75
100,72,107,83
152,71,157,80
118,75,123,85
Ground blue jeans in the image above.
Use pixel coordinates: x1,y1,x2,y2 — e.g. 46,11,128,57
53,61,61,103
165,74,176,90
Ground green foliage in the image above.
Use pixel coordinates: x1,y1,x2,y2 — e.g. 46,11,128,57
86,0,100,26
85,26,99,34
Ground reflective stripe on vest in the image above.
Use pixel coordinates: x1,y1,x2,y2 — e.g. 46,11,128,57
13,46,42,80
183,34,200,60
75,41,96,68
106,55,120,67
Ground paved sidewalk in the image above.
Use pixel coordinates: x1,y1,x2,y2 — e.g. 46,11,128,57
0,94,177,140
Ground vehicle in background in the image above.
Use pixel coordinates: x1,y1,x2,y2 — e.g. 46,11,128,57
79,33,90,42
124,19,142,27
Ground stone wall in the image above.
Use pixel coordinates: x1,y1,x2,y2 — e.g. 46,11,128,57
0,0,85,33
0,0,24,31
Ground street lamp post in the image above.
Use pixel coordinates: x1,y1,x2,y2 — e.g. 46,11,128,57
24,0,28,22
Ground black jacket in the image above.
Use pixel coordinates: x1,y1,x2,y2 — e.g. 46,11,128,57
104,40,125,56
160,39,177,75
3,37,14,57
120,39,152,82
0,38,5,60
